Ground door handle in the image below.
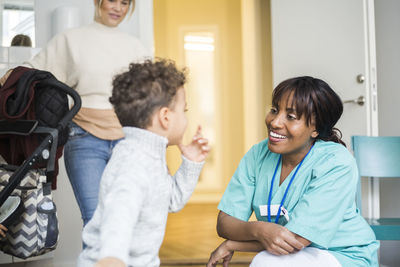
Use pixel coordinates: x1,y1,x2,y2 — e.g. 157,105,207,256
343,96,365,106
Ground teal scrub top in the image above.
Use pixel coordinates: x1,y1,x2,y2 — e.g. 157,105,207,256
218,139,379,267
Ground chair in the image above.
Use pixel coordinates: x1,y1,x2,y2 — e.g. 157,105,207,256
352,136,400,240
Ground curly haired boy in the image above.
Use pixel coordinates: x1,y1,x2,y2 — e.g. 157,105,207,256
78,59,210,267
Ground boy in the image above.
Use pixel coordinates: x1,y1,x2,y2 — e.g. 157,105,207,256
77,59,209,267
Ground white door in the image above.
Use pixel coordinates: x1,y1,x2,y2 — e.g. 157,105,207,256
270,0,378,147
270,0,379,218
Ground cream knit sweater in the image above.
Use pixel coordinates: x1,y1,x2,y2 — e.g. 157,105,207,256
26,21,150,109
77,127,204,267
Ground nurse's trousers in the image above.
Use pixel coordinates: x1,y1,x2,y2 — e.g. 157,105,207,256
250,247,342,267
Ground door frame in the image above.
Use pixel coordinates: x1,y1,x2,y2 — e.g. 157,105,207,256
365,0,378,137
364,0,380,219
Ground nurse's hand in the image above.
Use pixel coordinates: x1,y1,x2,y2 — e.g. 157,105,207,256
207,240,234,267
254,221,304,255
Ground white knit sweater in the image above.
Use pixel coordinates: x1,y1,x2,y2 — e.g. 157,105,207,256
77,127,204,267
26,21,150,109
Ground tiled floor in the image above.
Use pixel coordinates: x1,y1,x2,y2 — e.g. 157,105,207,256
160,203,255,266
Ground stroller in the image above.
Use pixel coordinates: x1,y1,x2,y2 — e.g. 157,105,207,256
0,66,81,259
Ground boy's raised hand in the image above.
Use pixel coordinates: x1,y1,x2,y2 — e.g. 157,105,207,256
178,126,210,162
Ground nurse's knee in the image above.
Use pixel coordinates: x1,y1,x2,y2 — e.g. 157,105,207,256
250,250,280,267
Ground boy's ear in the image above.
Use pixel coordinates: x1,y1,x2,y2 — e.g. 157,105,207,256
158,107,170,130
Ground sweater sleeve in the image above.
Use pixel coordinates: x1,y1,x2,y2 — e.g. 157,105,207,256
98,168,149,263
25,32,70,83
168,155,204,212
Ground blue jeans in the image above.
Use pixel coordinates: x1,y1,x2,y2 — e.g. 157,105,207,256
64,122,121,226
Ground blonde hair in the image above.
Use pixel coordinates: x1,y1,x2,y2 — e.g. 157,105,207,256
94,0,135,20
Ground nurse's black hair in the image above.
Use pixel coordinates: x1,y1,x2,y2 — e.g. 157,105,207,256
272,76,346,147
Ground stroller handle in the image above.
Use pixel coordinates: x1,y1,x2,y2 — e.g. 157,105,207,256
0,70,82,209
45,79,82,130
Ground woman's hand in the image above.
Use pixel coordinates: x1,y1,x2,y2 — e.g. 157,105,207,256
253,221,304,255
94,257,125,267
0,69,13,87
207,240,234,267
178,125,210,162
0,224,7,238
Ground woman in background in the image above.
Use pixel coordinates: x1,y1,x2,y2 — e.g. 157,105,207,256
1,0,150,228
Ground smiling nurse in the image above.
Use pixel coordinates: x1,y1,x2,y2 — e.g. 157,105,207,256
207,76,379,267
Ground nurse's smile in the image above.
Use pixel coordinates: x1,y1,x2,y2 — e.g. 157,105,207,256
269,131,287,141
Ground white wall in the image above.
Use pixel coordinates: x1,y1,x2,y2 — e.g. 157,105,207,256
34,0,154,52
375,0,400,266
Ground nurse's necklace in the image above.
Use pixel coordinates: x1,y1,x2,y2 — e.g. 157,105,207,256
267,146,314,223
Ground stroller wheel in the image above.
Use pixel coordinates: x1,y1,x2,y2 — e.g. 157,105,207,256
0,195,24,228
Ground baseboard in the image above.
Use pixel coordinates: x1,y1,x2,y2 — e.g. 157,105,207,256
23,259,76,267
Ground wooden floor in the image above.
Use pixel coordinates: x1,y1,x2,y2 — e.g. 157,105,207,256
160,203,255,267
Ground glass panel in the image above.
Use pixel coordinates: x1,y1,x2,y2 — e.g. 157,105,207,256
0,46,40,75
9,46,33,63
0,46,8,63
1,0,35,47
183,31,221,192
0,46,8,76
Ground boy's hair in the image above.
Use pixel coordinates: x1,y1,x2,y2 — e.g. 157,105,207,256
110,58,187,128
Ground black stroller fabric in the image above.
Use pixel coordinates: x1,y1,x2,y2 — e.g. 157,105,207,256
0,66,70,189
0,66,81,259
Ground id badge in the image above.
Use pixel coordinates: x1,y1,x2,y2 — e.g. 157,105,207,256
259,204,290,223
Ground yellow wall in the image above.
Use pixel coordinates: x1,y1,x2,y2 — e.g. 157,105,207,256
153,0,273,199
241,0,272,151
261,0,273,125
154,0,244,190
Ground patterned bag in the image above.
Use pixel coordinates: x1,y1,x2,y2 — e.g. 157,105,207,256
0,167,59,259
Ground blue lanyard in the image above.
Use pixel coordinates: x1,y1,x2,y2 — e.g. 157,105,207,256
267,147,313,223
